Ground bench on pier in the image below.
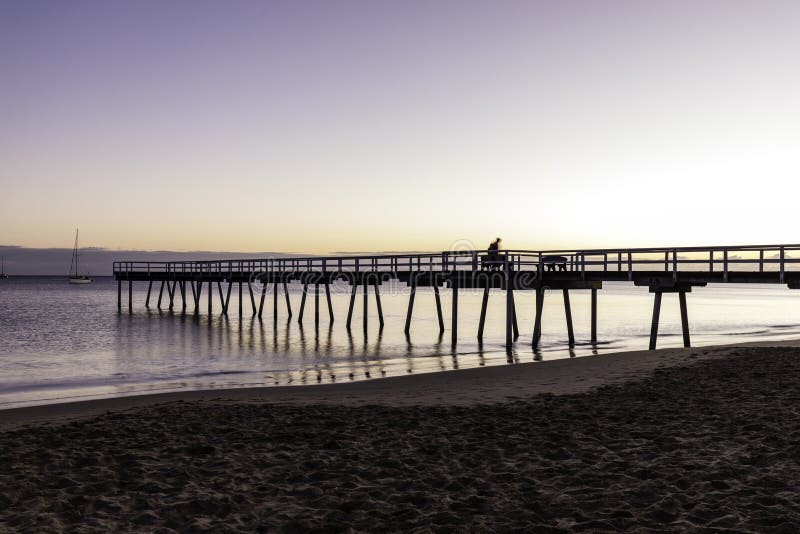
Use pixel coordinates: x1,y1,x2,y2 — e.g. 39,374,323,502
542,255,568,272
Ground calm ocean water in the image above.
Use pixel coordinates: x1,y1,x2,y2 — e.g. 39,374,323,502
2,276,800,409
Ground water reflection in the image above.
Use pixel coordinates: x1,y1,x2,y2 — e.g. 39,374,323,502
8,278,800,408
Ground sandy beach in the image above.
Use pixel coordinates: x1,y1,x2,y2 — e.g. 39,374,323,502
3,342,800,531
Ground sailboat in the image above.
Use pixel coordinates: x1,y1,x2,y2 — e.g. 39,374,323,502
68,229,92,284
0,257,7,279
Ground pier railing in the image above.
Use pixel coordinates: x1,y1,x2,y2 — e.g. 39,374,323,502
113,244,800,282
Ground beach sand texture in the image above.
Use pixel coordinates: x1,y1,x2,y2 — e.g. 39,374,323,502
2,344,800,532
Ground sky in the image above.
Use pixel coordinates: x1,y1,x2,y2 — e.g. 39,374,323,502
2,0,800,255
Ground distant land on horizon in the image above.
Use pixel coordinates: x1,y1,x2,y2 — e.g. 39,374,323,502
0,246,453,276
0,246,315,276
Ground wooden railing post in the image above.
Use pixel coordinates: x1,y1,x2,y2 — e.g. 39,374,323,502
723,249,729,282
672,249,677,281
627,251,632,281
780,246,785,283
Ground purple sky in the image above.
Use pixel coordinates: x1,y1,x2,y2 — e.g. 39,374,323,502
3,1,800,254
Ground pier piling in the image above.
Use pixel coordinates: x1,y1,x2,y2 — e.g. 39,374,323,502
404,280,416,334
325,282,334,323
563,289,574,347
315,283,320,326
451,279,458,346
216,282,224,310
258,280,268,319
649,291,662,350
433,283,445,333
511,290,519,340
145,280,153,308
375,284,384,328
478,286,489,341
273,282,278,319
223,282,232,315
247,280,256,315
346,283,356,330
505,279,513,351
298,282,308,323
284,281,292,318
363,280,368,332
591,288,597,344
532,287,544,347
679,290,690,347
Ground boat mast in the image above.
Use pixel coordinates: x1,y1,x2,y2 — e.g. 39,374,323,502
75,229,79,277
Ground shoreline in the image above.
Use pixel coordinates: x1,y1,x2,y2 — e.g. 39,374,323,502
4,338,799,431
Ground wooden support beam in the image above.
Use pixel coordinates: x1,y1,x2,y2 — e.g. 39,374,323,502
117,279,122,311
195,281,203,314
284,281,292,318
649,291,662,350
315,283,320,326
563,289,574,347
478,286,489,341
532,288,544,347
223,281,232,315
128,280,133,313
404,281,416,334
591,288,597,344
505,279,513,351
433,283,445,333
325,282,334,323
510,289,519,340
247,280,256,315
145,280,153,308
180,281,186,311
346,283,357,330
375,284,384,328
363,280,368,332
207,280,212,315
259,280,268,319
273,282,278,319
452,280,459,346
679,290,690,348
298,282,308,323
157,280,165,309
217,281,224,309
167,281,175,310
238,282,242,317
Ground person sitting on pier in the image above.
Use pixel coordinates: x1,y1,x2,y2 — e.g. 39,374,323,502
485,237,502,271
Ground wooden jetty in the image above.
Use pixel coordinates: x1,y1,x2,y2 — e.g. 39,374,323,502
114,244,800,352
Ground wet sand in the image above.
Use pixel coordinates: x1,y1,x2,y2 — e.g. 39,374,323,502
2,343,800,531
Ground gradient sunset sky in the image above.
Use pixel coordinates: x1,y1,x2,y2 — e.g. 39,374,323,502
2,0,799,254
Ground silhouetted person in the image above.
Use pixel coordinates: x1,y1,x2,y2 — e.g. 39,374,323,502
487,237,502,270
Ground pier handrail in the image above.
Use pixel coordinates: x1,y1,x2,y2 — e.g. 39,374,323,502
113,243,800,280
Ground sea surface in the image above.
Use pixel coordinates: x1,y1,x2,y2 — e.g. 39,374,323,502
2,276,800,409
